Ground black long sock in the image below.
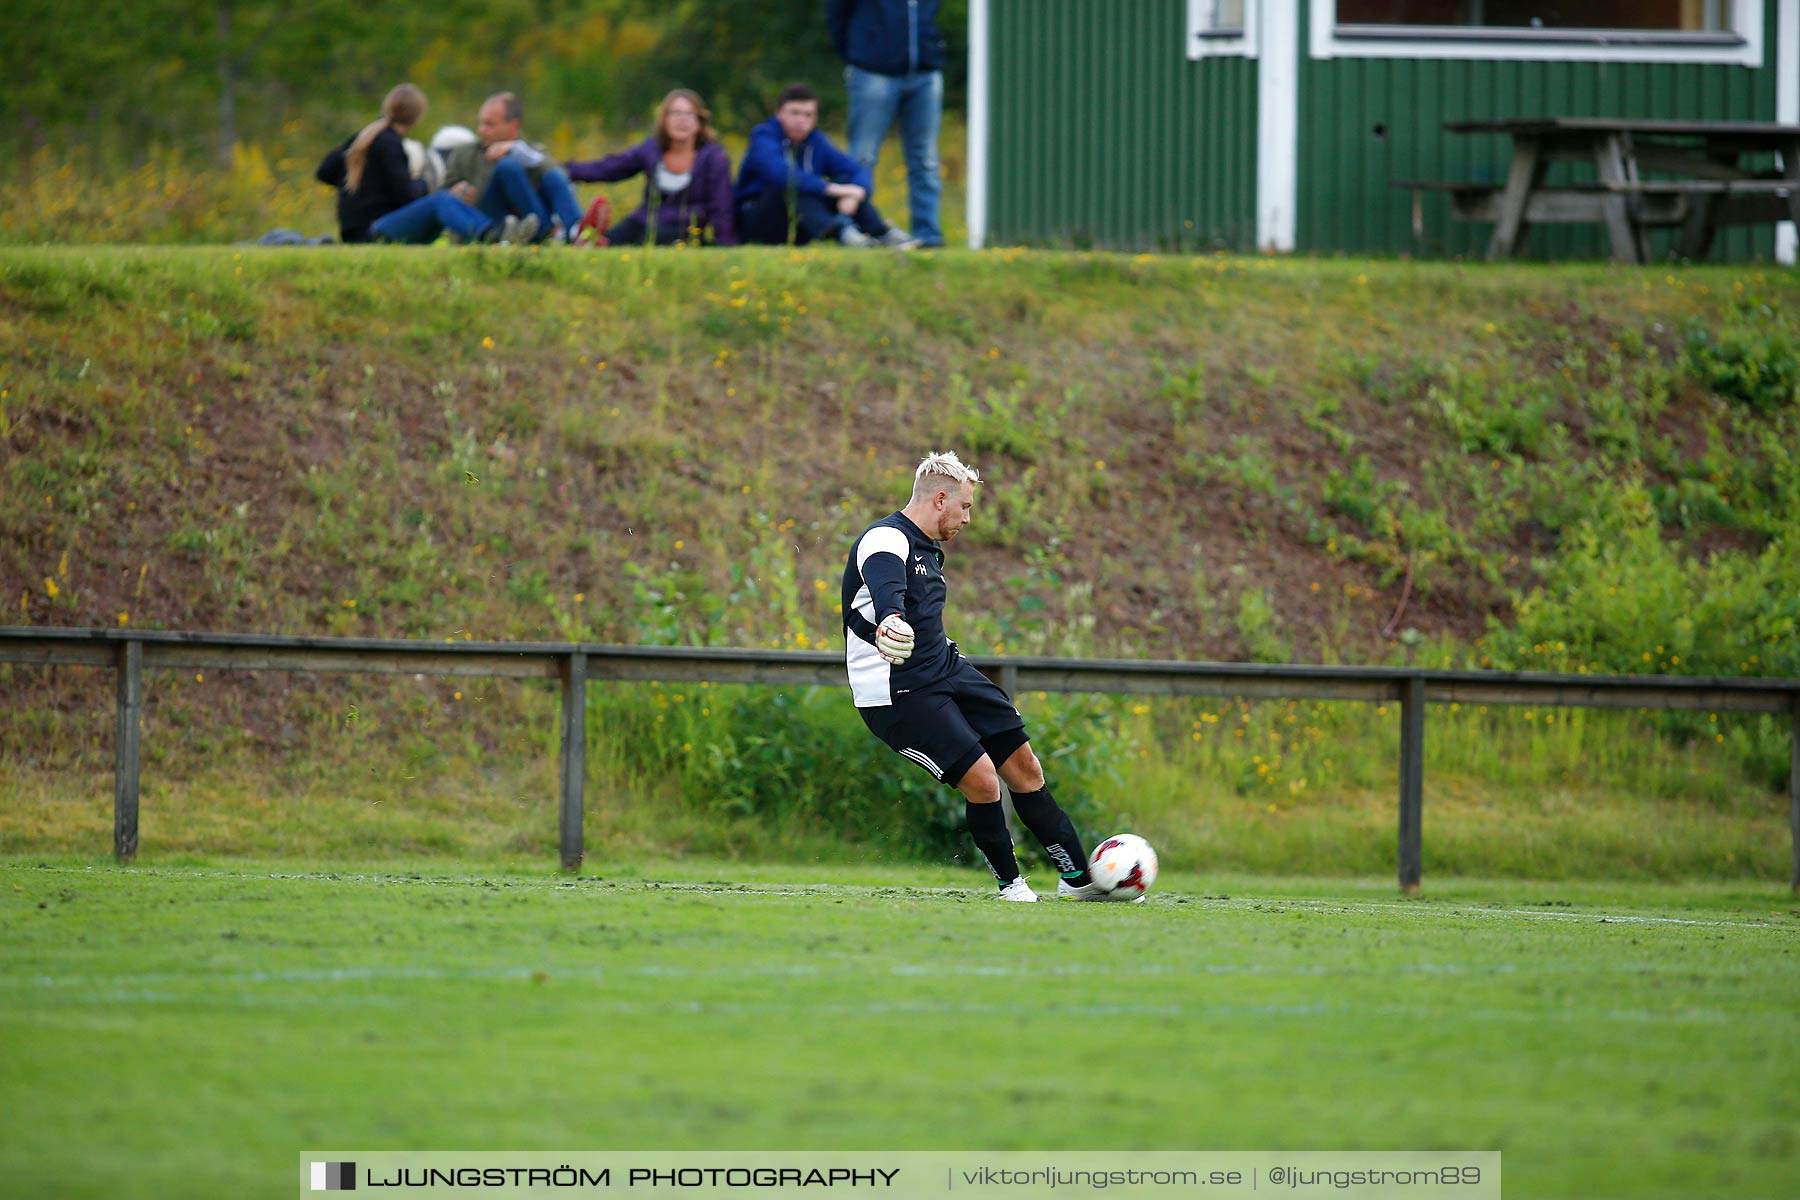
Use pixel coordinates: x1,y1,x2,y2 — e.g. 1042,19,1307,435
1010,786,1091,884
965,800,1021,885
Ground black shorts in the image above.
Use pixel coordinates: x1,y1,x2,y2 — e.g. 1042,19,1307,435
857,660,1030,788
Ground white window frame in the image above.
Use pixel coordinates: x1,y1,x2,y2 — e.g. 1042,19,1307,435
1310,0,1764,66
1189,0,1259,58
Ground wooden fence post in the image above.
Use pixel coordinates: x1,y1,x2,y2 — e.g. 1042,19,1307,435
113,639,142,864
1398,675,1425,895
559,652,587,873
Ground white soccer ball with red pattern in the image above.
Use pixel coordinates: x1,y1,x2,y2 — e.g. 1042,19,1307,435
1087,833,1158,901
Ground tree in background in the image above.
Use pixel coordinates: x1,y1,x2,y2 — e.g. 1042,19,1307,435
5,0,966,165
11,0,408,164
622,0,966,129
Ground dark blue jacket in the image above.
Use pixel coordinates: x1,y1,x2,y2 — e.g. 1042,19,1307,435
828,0,945,76
734,116,872,205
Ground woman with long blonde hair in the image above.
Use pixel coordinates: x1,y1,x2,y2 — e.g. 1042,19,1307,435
564,88,739,246
316,83,504,244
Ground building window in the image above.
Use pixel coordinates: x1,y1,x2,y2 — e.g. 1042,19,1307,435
1190,0,1258,58
1313,0,1761,62
1336,1,1734,32
1202,0,1247,29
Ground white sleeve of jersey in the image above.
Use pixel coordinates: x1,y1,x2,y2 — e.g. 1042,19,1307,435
854,526,910,572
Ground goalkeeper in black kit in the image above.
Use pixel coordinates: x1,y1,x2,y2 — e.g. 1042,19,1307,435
841,451,1109,901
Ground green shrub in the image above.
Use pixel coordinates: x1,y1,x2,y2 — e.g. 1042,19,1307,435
1683,314,1800,413
1649,477,1738,530
1484,479,1800,786
589,684,1123,866
1430,370,1560,457
1321,454,1389,535
1235,588,1291,664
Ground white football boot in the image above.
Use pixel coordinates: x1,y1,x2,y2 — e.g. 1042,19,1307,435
1057,879,1146,903
998,877,1040,902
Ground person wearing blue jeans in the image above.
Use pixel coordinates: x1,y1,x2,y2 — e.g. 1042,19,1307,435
830,0,946,248
476,155,582,239
443,92,583,242
317,82,505,245
369,191,494,244
734,83,909,248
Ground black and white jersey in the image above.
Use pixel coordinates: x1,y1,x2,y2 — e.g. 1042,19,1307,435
841,512,958,707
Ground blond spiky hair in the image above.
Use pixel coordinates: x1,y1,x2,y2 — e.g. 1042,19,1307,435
915,450,980,484
911,451,981,500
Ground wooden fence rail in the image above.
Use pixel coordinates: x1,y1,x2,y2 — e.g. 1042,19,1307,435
4,626,1797,893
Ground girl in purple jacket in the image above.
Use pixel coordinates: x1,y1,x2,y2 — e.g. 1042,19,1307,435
565,90,739,247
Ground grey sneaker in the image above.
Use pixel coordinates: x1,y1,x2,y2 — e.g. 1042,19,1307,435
876,227,918,249
838,224,873,247
998,877,1039,903
500,214,540,245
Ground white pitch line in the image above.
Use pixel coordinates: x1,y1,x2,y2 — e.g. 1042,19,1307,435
1193,895,1797,932
0,984,1754,1026
5,864,1794,931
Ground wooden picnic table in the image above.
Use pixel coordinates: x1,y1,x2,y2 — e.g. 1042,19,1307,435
1398,117,1800,263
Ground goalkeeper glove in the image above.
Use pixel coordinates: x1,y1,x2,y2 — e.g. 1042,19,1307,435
875,614,915,665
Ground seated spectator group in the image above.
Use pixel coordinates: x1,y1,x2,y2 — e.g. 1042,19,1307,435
317,81,922,251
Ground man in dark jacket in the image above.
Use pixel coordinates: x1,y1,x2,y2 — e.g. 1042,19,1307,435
734,84,911,247
828,0,945,248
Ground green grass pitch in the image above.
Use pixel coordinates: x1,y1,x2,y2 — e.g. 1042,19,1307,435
3,859,1796,1199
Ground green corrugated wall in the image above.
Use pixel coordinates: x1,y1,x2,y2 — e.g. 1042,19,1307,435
1295,0,1783,260
986,0,1259,250
984,1,1784,260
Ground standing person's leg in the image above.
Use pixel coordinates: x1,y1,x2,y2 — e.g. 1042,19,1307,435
994,743,1094,889
950,663,1095,889
845,65,902,184
953,756,1027,896
897,70,944,247
859,692,1033,896
536,167,584,238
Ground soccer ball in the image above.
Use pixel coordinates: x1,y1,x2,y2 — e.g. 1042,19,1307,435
1087,833,1158,901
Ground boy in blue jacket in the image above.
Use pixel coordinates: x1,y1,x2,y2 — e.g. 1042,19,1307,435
735,84,914,247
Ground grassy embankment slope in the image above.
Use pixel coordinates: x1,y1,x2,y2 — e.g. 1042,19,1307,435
2,247,1797,879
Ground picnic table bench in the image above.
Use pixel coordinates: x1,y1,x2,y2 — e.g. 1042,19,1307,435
1395,118,1800,263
